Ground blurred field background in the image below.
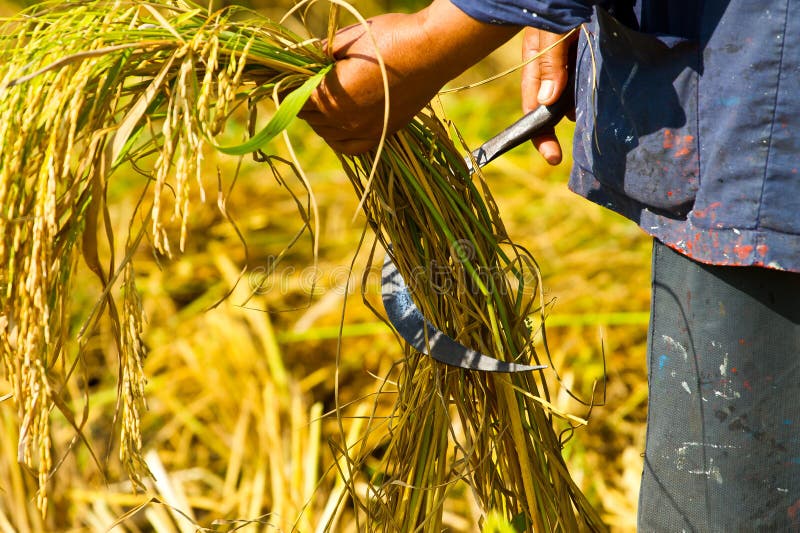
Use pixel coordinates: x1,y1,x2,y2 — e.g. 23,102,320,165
0,0,650,530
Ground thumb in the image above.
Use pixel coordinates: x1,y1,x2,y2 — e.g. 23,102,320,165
521,27,573,112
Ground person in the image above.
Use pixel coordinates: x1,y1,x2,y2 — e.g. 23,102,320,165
300,1,800,530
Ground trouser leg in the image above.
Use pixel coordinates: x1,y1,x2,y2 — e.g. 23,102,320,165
638,240,800,532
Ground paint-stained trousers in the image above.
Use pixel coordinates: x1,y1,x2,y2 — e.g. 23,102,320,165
639,240,800,532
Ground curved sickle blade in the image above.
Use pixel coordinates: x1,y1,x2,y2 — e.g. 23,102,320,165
381,254,545,372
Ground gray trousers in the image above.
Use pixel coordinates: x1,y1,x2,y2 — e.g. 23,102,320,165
639,240,800,532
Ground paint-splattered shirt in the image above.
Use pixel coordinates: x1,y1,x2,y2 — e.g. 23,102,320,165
451,0,800,272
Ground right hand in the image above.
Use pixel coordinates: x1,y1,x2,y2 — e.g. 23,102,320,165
521,27,578,165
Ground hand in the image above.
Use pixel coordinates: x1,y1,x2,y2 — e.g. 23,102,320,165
300,0,520,155
300,13,439,155
521,27,578,165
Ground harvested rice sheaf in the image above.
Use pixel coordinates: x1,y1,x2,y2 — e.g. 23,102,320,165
0,1,604,529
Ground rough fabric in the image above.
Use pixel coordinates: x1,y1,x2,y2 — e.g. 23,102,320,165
449,0,596,32
641,239,800,531
571,2,800,272
451,0,800,272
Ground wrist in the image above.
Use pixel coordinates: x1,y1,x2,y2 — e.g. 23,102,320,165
418,0,520,81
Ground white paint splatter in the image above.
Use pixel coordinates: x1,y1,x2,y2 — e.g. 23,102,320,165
720,354,728,376
714,389,741,400
681,381,691,394
662,335,689,361
676,443,736,484
689,463,723,484
678,442,737,452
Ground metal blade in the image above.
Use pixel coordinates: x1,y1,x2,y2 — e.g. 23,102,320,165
381,253,545,372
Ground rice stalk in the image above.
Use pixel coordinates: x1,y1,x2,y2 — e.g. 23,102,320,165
0,0,604,529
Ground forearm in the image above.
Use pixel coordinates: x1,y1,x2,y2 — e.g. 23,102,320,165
412,0,521,89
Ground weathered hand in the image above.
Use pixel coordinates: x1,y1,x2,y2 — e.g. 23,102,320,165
521,27,578,165
299,13,438,155
300,0,519,155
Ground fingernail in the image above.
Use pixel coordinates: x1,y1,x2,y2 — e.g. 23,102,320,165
538,80,554,103
542,147,561,165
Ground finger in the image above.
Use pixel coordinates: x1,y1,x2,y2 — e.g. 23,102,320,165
530,128,563,166
296,106,321,120
327,138,378,156
532,137,562,166
521,28,572,112
303,121,379,154
328,22,370,59
535,49,570,107
521,28,543,113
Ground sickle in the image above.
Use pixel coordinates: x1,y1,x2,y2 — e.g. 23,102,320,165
381,96,569,372
381,253,545,372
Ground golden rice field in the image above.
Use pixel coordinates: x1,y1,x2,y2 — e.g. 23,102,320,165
0,1,651,530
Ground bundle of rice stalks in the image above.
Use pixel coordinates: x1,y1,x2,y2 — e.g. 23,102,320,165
0,0,331,512
0,0,604,529
341,115,603,531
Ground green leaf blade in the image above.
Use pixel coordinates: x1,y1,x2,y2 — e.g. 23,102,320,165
214,64,332,156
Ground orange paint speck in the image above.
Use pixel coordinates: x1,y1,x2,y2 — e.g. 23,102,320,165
694,202,722,219
733,244,753,260
663,130,674,149
789,499,800,523
757,244,768,257
662,131,694,156
675,140,694,157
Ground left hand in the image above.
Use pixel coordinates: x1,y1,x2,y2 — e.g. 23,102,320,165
299,0,520,155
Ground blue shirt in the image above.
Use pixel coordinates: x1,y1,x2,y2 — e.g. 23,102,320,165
451,0,800,272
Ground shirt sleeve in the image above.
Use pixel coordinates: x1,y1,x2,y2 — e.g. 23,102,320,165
449,0,596,33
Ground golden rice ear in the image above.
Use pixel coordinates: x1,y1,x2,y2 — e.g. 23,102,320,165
0,0,329,516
